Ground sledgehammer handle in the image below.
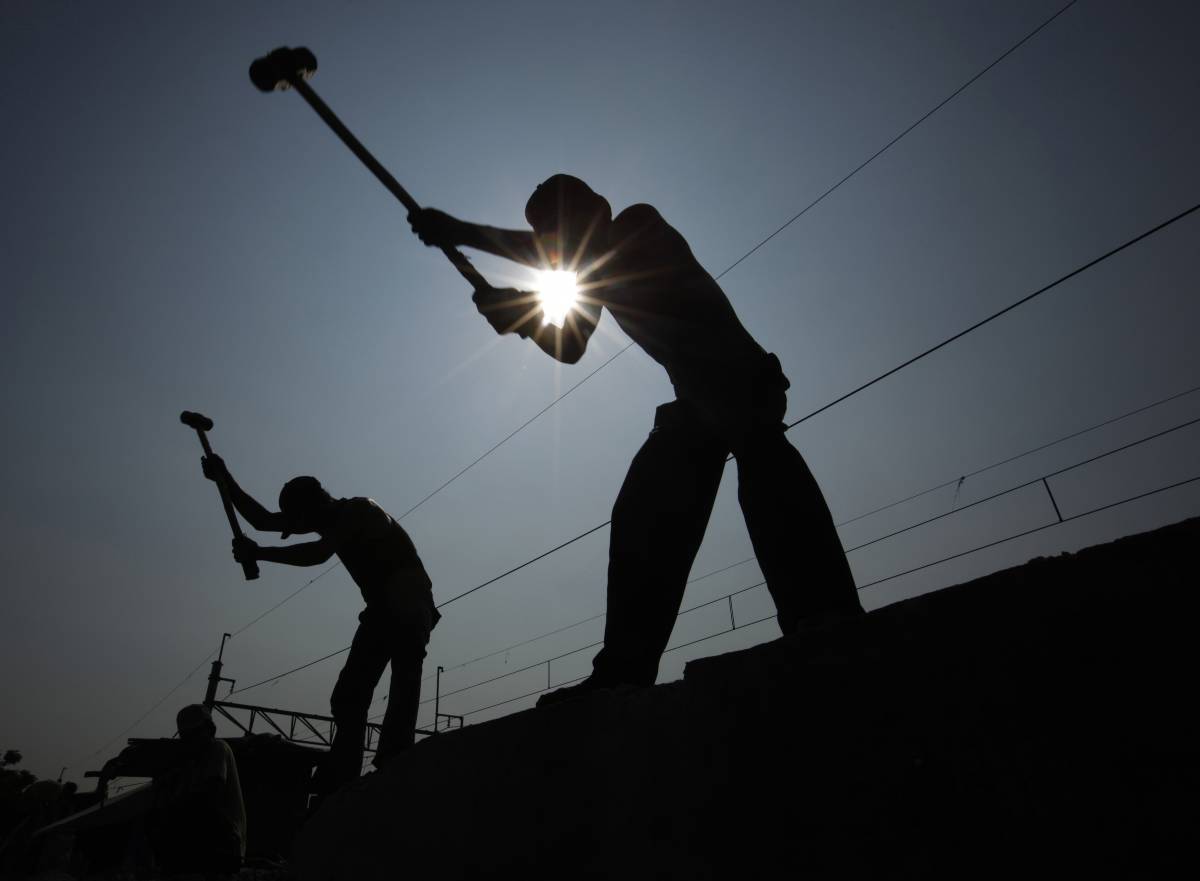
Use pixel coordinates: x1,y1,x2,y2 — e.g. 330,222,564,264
192,430,260,581
285,75,488,293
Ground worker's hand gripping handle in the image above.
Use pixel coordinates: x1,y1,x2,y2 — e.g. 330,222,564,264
180,411,259,581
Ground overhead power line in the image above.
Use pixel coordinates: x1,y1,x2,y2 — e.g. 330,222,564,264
395,344,635,521
786,201,1200,428
857,473,1200,590
435,521,611,608
833,382,1200,528
228,646,352,697
716,0,1080,279
229,561,343,638
844,415,1200,553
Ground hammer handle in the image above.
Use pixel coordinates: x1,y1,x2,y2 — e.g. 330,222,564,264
287,75,489,293
195,431,260,581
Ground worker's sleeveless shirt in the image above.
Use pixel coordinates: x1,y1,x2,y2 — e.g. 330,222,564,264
327,497,437,621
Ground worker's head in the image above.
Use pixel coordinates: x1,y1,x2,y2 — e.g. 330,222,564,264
176,704,216,741
278,475,334,538
525,174,612,266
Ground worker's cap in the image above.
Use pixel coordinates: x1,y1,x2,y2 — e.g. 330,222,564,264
278,475,329,539
176,704,215,736
525,174,612,232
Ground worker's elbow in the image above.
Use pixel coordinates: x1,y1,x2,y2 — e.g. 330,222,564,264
557,328,593,364
315,540,337,564
557,345,585,365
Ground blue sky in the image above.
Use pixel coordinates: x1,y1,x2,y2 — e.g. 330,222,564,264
2,0,1198,784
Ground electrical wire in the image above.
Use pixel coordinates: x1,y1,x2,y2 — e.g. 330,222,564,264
227,646,351,697
857,473,1200,590
786,201,1200,429
843,414,1200,554
395,343,635,521
833,382,1200,529
229,561,343,638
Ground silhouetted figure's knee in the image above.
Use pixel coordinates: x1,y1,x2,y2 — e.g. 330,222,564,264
330,678,373,726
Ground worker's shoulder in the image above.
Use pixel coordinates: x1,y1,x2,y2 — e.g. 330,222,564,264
614,202,666,229
342,496,403,528
340,496,383,514
613,203,687,249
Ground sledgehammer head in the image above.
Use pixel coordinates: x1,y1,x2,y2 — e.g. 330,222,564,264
180,411,214,433
249,46,318,92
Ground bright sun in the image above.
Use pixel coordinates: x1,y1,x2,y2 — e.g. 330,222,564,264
535,269,579,328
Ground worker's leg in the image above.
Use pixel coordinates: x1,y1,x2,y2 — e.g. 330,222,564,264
724,354,861,631
589,401,728,687
735,427,862,631
321,612,391,793
374,608,433,765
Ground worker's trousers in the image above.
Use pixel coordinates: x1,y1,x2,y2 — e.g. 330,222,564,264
320,604,432,795
591,356,863,687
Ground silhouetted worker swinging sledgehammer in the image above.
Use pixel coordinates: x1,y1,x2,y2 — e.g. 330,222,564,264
410,176,866,705
243,49,863,699
180,411,258,580
195,453,440,799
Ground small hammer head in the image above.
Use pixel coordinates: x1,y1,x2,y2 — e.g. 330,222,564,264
249,46,318,92
180,411,214,432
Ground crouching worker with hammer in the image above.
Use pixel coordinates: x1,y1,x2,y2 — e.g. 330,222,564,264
200,455,439,795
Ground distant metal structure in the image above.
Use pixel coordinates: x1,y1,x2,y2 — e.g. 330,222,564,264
203,634,461,751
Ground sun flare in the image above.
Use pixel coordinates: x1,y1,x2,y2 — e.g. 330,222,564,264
535,269,579,328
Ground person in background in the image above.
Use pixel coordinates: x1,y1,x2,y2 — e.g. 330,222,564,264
150,704,246,875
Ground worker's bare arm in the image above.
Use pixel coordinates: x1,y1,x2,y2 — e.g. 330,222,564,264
201,455,288,533
233,536,335,568
409,209,541,267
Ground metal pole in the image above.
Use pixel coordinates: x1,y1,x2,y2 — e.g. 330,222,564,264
204,633,232,707
1042,478,1064,523
434,665,444,734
